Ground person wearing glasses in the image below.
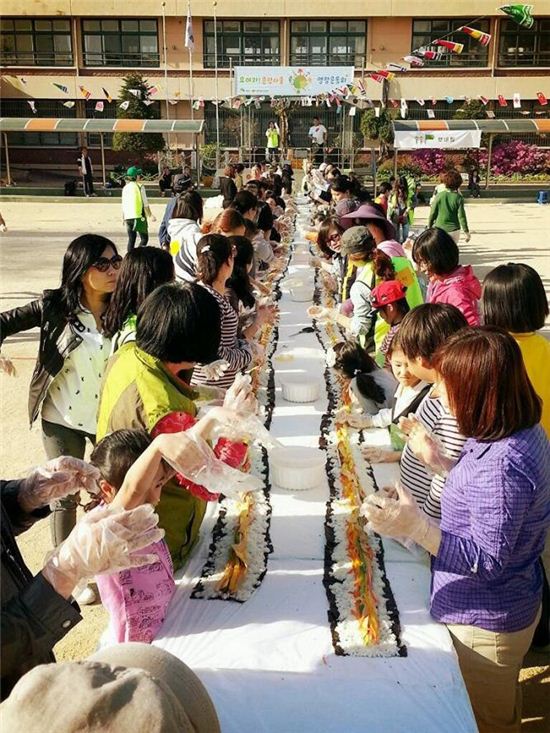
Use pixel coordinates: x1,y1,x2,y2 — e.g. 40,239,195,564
0,234,121,605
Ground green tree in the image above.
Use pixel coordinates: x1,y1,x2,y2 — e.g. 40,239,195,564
453,99,486,120
112,73,165,154
360,107,395,158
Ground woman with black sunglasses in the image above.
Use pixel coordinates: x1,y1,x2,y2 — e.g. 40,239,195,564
0,234,121,604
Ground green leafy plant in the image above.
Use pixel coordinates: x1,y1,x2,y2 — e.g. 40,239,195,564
360,107,395,158
112,73,165,154
453,99,486,120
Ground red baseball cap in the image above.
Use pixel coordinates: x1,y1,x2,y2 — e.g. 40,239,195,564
371,280,407,309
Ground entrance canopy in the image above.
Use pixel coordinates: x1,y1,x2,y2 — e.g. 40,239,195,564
393,118,550,134
0,117,204,133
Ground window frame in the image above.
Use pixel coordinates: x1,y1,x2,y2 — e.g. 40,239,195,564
1,98,78,146
410,18,491,68
498,18,550,67
0,17,73,66
202,19,280,68
81,18,160,67
289,19,366,67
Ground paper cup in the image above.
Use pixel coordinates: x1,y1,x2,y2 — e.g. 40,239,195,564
270,447,326,491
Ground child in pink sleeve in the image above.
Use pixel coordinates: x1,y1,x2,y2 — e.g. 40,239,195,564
89,429,175,644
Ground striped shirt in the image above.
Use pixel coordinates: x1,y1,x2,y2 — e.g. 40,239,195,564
191,283,252,390
399,389,466,520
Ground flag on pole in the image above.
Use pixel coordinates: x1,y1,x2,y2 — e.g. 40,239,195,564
498,95,508,107
434,39,464,54
499,5,534,29
53,83,68,93
95,101,104,112
185,2,195,51
513,92,521,108
28,100,36,114
537,92,548,106
102,87,112,103
459,26,492,46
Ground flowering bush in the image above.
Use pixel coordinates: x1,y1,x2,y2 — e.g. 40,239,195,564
410,149,449,175
485,140,550,176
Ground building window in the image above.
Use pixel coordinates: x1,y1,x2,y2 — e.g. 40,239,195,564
82,19,159,67
290,20,366,66
203,20,279,68
2,99,78,146
499,18,550,66
0,18,73,66
411,19,490,67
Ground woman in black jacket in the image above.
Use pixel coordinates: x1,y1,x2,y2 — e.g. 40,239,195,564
0,234,120,603
219,165,238,209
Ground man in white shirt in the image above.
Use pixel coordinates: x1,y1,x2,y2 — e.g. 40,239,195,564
308,116,327,166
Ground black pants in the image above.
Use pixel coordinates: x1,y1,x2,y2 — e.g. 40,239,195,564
83,174,94,196
311,144,324,166
41,419,95,547
126,219,149,252
266,147,279,163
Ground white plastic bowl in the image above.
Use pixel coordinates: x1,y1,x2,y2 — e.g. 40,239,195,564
280,376,321,403
270,447,326,491
289,287,313,302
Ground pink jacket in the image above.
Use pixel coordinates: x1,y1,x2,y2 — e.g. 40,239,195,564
96,538,175,644
427,265,481,326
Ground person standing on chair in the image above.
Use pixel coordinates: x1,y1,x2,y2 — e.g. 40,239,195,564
77,147,95,197
122,167,156,253
308,116,327,167
265,121,280,163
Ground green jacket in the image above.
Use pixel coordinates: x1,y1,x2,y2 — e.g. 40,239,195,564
97,343,206,570
429,189,469,233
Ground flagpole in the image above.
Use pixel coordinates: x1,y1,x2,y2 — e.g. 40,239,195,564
188,1,194,120
213,0,220,171
161,1,171,160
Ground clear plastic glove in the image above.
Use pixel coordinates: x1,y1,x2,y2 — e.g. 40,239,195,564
257,304,277,325
464,232,471,242
360,482,440,555
201,359,230,382
361,446,400,464
223,373,257,417
162,434,263,499
344,412,373,429
402,417,455,476
0,356,16,377
194,384,226,404
211,413,283,451
18,457,101,513
41,504,164,598
307,305,333,323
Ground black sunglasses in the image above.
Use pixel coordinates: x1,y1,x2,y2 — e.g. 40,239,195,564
92,255,123,273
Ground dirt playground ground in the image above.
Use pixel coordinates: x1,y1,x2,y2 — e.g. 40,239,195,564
0,197,549,729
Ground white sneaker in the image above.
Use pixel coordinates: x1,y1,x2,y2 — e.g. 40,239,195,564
74,585,97,605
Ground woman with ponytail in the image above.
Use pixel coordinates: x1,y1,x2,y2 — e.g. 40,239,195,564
191,234,252,389
331,340,397,414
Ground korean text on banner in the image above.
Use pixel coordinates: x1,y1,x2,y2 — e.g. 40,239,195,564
234,67,355,97
394,130,482,150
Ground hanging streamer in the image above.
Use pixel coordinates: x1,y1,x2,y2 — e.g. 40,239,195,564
119,100,130,110
143,100,154,106
434,39,464,54
479,96,489,105
427,109,435,119
79,85,91,100
499,5,535,29
537,92,548,106
414,48,443,61
400,98,408,119
458,26,492,46
445,96,455,104
403,55,425,68
63,101,75,108
95,100,104,112
149,86,159,96
513,92,521,108
387,63,407,73
27,100,36,114
102,87,113,103
53,83,68,94
498,94,508,107
415,98,425,106
486,110,496,118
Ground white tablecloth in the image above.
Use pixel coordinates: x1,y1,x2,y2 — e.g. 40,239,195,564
155,210,477,733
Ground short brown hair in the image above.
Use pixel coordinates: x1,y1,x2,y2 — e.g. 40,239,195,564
396,303,468,362
434,326,541,441
442,169,463,190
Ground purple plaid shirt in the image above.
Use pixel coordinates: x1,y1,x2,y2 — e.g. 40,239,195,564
430,425,550,632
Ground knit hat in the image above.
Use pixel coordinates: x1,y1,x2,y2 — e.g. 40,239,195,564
340,226,372,256
0,643,220,733
126,166,143,179
370,280,408,309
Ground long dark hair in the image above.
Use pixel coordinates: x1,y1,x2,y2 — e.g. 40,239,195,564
60,234,118,315
102,248,175,338
197,233,233,285
225,235,255,309
173,190,203,222
333,341,386,404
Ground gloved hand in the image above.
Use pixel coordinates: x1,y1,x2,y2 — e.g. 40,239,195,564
343,412,373,429
307,305,333,323
201,359,230,382
162,434,263,499
360,482,441,555
0,356,16,377
194,384,226,404
464,232,471,243
223,373,258,417
400,416,455,476
361,446,399,464
18,456,101,513
41,504,164,599
211,413,283,451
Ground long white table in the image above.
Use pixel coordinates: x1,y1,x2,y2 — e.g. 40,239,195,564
154,206,477,733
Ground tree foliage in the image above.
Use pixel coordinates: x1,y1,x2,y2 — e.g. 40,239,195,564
453,99,486,120
360,107,395,146
112,73,165,154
